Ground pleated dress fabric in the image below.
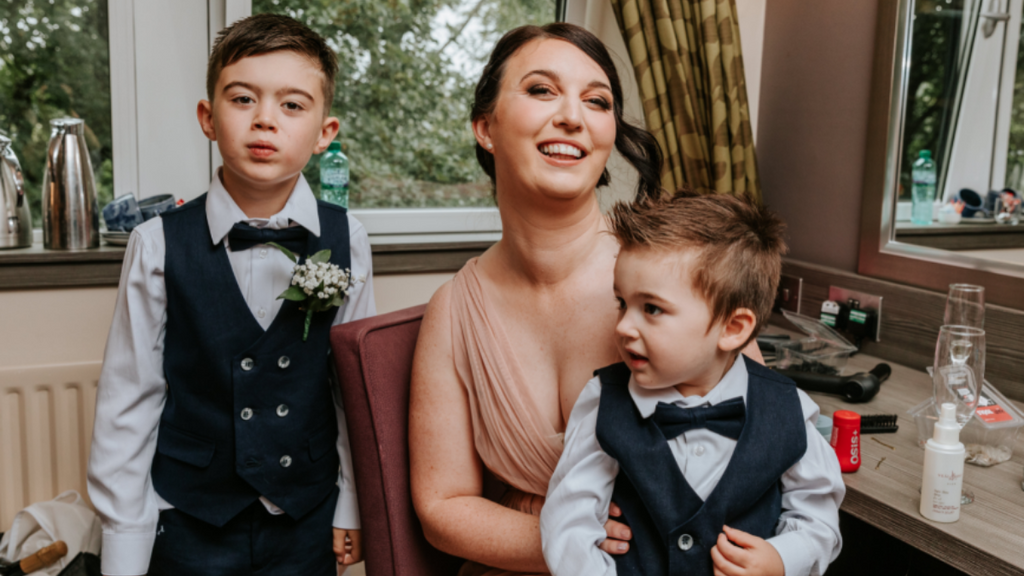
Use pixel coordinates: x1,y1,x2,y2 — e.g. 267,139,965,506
450,258,564,576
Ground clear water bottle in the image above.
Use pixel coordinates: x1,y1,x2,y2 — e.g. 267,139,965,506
320,141,349,209
912,150,936,225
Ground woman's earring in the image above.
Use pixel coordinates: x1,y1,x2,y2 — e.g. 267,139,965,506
486,143,493,150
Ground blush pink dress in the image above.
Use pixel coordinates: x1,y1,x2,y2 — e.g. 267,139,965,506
450,258,564,576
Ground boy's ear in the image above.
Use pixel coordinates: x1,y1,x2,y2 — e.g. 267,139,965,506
314,115,341,155
717,307,757,353
197,100,217,142
472,114,493,151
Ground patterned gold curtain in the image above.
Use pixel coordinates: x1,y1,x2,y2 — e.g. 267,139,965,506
610,0,760,201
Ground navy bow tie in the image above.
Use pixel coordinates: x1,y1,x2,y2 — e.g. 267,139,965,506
651,396,746,440
227,222,308,254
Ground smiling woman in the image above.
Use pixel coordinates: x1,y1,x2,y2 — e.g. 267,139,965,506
408,23,662,576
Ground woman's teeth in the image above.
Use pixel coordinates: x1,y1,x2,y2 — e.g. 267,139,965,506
540,143,583,158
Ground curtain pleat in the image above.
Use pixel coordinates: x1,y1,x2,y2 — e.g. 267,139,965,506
610,0,761,201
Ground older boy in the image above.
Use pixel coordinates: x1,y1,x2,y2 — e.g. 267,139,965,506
87,14,371,576
541,193,844,576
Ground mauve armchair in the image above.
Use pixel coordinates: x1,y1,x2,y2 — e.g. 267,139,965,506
330,305,463,576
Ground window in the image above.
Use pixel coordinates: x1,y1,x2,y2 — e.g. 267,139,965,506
0,0,112,227
252,0,558,210
898,0,971,205
898,0,1024,219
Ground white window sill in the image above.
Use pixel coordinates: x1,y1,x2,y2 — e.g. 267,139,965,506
352,207,502,245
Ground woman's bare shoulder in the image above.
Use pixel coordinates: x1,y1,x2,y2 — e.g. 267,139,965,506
420,278,454,335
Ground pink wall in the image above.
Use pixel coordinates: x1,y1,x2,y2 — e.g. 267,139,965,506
757,0,880,272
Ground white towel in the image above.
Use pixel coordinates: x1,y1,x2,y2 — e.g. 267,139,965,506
0,491,101,575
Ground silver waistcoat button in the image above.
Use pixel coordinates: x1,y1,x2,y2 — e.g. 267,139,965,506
677,533,694,551
278,355,291,369
276,404,289,417
241,358,254,371
280,455,292,468
240,407,253,421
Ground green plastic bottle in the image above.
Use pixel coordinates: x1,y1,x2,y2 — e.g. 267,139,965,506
911,150,936,226
320,141,349,209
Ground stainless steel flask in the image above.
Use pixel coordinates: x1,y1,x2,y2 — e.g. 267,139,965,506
0,135,32,249
42,118,99,250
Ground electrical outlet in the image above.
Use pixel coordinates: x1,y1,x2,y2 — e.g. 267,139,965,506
828,286,883,342
774,275,802,314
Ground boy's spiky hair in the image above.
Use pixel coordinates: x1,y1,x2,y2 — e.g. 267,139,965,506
207,13,338,114
609,190,788,340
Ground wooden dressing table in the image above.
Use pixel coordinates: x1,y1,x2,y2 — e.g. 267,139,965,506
770,334,1024,575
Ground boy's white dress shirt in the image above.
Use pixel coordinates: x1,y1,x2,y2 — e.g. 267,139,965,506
541,357,845,576
87,174,375,576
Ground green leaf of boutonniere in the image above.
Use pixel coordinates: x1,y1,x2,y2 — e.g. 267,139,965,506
267,242,298,263
278,286,307,302
309,249,332,264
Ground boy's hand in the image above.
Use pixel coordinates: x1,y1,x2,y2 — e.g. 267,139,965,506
599,501,633,555
333,528,362,566
710,525,785,576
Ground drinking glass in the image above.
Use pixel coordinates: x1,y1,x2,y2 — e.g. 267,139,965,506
932,325,985,427
943,284,984,329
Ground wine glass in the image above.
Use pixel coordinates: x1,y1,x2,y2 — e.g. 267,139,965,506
933,325,984,505
933,325,985,427
944,284,985,329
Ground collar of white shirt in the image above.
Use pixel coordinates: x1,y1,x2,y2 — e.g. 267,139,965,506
205,171,322,246
627,355,749,419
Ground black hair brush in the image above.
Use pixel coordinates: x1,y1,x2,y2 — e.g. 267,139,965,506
860,414,899,434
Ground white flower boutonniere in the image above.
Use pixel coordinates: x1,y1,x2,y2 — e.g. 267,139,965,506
270,242,361,341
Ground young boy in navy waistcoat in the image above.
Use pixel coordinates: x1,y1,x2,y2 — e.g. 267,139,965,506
87,14,373,576
541,193,845,576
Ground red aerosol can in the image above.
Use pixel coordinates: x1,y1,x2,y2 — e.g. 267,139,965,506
830,410,861,473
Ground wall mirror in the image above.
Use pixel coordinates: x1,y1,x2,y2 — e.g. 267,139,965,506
859,0,1024,308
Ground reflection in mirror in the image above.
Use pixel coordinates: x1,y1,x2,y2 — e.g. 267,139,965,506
893,0,1024,268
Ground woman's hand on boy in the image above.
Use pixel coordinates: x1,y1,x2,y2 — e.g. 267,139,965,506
710,525,784,576
333,528,362,566
599,501,633,555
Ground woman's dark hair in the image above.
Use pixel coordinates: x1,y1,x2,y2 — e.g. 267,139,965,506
471,23,664,201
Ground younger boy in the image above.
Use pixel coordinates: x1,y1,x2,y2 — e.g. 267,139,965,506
87,14,373,576
540,193,844,576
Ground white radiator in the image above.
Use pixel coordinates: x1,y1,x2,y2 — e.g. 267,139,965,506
0,362,101,531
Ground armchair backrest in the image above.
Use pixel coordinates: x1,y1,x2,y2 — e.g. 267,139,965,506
330,305,463,576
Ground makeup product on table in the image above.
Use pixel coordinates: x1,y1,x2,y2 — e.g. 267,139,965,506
909,380,1023,466
920,403,965,523
830,410,861,473
815,414,833,439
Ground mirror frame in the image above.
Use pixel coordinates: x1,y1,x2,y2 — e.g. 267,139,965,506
858,0,1024,309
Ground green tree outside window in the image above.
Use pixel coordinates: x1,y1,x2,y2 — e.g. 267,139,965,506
254,0,556,208
0,0,112,228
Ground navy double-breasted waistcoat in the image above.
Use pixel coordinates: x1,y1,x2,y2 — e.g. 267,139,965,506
152,194,350,527
595,356,807,576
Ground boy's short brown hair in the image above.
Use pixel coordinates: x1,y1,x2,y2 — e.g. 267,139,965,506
207,14,338,114
609,191,787,339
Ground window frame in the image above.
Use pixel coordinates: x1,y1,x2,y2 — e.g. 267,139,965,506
109,0,564,245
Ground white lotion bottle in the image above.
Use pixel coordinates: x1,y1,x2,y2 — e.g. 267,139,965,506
920,402,966,522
